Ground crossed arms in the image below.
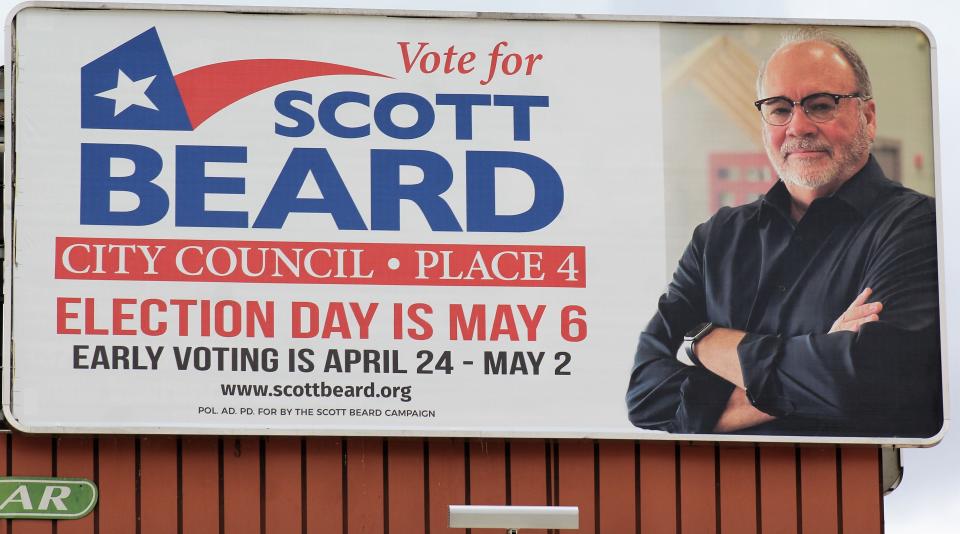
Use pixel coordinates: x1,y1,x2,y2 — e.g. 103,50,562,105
700,288,881,432
625,200,941,437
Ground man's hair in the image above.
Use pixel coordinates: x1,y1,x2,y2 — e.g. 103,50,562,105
756,27,873,98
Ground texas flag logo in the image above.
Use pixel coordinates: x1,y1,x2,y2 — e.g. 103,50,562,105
81,27,388,131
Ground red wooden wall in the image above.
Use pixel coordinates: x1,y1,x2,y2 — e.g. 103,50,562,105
0,433,883,533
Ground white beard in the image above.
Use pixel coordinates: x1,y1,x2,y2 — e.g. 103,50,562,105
765,114,872,190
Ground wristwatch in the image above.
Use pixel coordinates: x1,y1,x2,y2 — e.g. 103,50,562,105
680,322,715,366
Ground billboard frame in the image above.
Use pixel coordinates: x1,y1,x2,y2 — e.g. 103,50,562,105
1,1,947,446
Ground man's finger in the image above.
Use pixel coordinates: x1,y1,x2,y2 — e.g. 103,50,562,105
829,289,881,334
848,314,880,332
841,301,883,323
846,287,873,311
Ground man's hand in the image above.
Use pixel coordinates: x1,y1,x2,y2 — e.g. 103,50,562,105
829,287,882,333
713,388,776,432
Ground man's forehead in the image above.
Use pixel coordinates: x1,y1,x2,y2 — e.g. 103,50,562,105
762,40,857,95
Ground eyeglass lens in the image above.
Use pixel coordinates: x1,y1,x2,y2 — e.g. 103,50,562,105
759,94,841,125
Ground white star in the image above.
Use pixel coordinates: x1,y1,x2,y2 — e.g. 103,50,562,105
95,69,159,116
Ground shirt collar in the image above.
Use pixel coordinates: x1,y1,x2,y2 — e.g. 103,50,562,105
830,156,901,216
760,178,793,221
760,155,899,220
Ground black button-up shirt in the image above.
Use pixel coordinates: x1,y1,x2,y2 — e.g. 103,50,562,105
626,157,942,437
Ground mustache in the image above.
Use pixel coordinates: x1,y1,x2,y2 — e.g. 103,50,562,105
781,138,833,157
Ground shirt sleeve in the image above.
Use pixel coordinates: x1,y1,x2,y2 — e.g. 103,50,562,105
736,198,942,437
625,220,736,433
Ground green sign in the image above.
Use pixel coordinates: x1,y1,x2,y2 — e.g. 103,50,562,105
0,478,98,519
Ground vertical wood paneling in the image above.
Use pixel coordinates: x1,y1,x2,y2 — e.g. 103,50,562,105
719,445,757,534
759,446,798,534
840,447,882,534
800,447,839,534
346,438,384,534
469,439,506,505
0,434,883,534
139,436,179,534
221,437,260,534
180,437,220,534
639,441,677,534
508,440,550,534
55,437,94,534
10,434,53,534
387,439,425,533
427,438,466,534
509,440,549,506
0,434,8,534
558,440,595,534
305,438,343,534
680,444,716,534
97,437,136,534
597,440,635,533
264,437,302,534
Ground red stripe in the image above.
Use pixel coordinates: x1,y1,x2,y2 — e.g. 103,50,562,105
173,59,390,128
54,237,587,288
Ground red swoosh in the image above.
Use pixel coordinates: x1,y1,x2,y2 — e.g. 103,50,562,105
173,59,390,129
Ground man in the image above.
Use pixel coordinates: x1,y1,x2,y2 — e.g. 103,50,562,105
625,30,942,437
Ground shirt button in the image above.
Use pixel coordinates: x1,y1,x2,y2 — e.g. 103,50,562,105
777,285,787,293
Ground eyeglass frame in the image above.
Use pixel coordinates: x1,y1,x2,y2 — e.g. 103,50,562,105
753,92,873,126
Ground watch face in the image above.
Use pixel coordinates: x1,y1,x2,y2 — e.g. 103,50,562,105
685,322,713,340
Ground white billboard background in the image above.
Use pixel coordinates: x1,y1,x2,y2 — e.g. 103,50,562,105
8,6,667,434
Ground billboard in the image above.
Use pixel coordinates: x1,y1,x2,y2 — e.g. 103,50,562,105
2,3,945,444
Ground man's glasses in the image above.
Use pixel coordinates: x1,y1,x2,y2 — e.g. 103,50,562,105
753,92,871,126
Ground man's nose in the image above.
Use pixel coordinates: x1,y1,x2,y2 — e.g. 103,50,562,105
786,106,819,137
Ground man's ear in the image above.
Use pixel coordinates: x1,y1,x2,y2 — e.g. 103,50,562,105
863,99,877,140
